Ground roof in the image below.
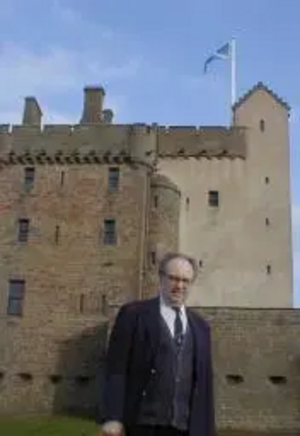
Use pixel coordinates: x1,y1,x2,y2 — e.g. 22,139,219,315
232,82,290,112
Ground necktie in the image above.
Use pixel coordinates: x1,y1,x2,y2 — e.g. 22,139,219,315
174,308,183,348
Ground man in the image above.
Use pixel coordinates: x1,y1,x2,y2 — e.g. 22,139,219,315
96,252,215,436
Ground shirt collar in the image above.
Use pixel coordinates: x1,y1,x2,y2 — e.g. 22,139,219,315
159,292,185,314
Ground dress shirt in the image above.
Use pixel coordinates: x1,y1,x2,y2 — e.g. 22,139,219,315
159,294,187,337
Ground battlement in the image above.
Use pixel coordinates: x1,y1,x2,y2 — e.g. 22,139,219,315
0,85,248,163
157,125,246,158
0,123,247,164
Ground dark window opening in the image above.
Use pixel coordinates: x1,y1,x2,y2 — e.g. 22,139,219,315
0,372,4,381
24,167,35,188
260,119,265,132
186,197,190,208
103,219,117,245
108,167,120,191
75,375,92,385
265,176,270,184
269,376,287,385
267,265,271,274
150,252,156,265
208,190,219,207
154,195,158,208
226,374,244,385
60,171,65,187
49,375,62,384
199,260,203,268
18,373,33,382
7,279,25,316
102,294,108,315
79,294,85,313
55,225,60,244
18,218,29,242
266,218,270,226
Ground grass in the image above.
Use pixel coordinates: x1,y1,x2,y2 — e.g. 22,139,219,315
0,416,98,435
0,417,296,436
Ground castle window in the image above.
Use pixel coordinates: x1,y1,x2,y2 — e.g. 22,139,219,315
208,190,219,207
265,218,270,226
18,218,29,242
226,374,244,385
79,294,85,313
49,375,62,385
265,176,270,184
55,225,60,244
0,372,4,381
150,252,156,265
267,264,271,274
7,279,26,316
186,197,190,209
199,260,203,268
102,294,108,315
75,375,92,385
103,219,117,245
108,167,120,191
24,167,35,189
154,195,158,208
18,372,33,382
269,375,287,385
60,171,65,187
260,119,265,132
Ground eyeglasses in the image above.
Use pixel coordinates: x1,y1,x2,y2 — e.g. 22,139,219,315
161,273,192,286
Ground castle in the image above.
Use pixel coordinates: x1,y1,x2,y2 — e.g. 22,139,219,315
0,83,299,434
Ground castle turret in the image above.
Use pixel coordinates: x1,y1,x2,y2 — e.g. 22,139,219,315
129,123,157,167
80,86,105,123
22,97,42,127
143,173,181,298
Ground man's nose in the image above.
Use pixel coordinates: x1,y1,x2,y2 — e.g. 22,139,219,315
175,281,185,290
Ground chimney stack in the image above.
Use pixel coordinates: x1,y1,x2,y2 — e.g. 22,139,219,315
102,109,114,124
22,97,42,127
80,86,105,123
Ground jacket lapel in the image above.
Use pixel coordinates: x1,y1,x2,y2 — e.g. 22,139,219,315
142,297,161,356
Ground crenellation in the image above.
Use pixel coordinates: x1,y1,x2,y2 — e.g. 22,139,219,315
157,125,247,158
0,114,247,162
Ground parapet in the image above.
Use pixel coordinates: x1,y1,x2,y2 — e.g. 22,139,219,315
157,125,246,159
0,85,249,165
0,123,247,168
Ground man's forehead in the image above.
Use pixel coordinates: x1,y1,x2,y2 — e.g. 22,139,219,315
166,258,194,275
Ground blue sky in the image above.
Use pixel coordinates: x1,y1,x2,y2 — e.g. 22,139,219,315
0,0,299,306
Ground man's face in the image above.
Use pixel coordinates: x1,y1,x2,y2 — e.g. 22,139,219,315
160,258,195,307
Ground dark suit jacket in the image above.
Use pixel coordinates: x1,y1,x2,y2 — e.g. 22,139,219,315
99,297,215,436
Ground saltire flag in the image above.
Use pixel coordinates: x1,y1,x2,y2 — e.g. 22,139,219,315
203,42,231,74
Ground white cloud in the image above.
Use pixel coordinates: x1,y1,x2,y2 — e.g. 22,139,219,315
0,1,144,124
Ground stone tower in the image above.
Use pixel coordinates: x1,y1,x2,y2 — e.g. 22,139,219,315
157,82,293,307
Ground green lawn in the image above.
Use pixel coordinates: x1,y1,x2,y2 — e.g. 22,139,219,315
0,417,296,436
0,416,98,435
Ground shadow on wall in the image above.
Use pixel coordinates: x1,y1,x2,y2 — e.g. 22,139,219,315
52,322,108,420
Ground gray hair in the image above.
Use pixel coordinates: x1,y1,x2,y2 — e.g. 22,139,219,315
158,252,198,283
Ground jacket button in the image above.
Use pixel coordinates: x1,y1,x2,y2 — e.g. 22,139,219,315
142,390,146,397
151,368,156,375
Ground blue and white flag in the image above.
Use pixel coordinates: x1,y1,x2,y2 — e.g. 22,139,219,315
203,42,231,73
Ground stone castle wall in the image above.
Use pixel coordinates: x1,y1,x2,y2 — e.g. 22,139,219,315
0,307,299,434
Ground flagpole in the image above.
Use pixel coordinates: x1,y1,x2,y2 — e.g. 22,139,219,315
231,38,236,106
